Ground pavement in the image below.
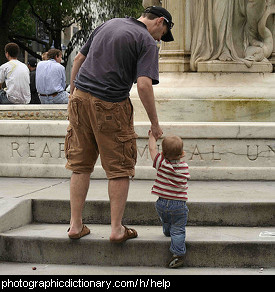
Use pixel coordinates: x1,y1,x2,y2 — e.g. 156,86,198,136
0,177,274,275
1,177,275,202
0,261,274,275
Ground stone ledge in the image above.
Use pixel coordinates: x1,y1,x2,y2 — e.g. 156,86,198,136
1,120,275,138
1,99,275,122
0,105,68,120
0,120,274,180
1,72,275,122
197,61,273,73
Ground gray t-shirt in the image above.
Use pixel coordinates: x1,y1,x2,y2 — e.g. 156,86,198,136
75,17,159,102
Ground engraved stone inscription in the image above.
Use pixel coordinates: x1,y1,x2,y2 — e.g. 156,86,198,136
6,139,275,169
11,141,65,159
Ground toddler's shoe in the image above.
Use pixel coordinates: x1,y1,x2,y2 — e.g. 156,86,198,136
168,255,184,268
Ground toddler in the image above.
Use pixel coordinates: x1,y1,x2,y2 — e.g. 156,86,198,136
149,131,190,268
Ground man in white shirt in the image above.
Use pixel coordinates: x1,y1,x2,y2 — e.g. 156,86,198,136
0,43,31,104
36,49,69,104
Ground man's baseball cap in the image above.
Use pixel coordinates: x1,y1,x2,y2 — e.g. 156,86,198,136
144,6,174,42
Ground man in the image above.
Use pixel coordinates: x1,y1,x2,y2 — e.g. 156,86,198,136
27,57,41,104
0,43,31,104
36,48,69,104
66,6,174,242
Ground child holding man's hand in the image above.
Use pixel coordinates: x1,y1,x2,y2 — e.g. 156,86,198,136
148,130,190,268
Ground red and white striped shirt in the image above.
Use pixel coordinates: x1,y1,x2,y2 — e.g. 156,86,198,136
152,153,190,201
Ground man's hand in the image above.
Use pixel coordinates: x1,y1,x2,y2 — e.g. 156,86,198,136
151,123,163,141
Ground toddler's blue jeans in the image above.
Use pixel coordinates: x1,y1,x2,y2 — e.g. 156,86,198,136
156,197,189,256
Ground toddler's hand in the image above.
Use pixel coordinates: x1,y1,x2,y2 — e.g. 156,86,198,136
148,130,155,139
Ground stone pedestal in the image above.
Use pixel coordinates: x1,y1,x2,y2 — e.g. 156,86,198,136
158,0,275,74
198,61,273,73
130,72,275,123
159,0,191,72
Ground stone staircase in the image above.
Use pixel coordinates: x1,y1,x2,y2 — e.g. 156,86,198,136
0,179,274,268
0,72,274,269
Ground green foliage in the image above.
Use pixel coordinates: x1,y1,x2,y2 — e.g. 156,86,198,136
28,0,84,29
98,0,144,20
2,0,144,66
9,0,36,40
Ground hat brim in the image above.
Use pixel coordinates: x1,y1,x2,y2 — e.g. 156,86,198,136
161,29,174,42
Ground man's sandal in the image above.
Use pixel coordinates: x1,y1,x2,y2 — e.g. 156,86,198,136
67,224,90,239
110,225,138,243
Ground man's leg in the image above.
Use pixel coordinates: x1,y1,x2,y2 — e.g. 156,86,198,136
108,177,130,241
68,172,91,236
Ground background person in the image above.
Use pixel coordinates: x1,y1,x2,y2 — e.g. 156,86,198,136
0,43,31,104
27,57,40,104
42,52,48,60
36,48,69,104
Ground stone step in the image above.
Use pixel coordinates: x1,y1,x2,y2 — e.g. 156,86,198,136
0,121,275,180
1,97,274,123
32,199,275,227
1,73,275,123
1,261,274,275
131,73,275,123
0,224,274,268
1,179,274,229
0,178,274,268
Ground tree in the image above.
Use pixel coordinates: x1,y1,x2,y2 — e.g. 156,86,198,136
1,0,97,65
63,0,144,67
99,0,143,19
0,0,21,65
0,0,144,66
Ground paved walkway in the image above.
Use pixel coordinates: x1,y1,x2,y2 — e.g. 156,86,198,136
0,261,274,275
1,177,274,202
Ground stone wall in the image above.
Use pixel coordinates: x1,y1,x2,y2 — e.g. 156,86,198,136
0,120,274,180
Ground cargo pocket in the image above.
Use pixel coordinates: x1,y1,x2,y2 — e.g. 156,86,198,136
95,101,121,133
64,125,73,161
117,133,138,166
68,97,82,127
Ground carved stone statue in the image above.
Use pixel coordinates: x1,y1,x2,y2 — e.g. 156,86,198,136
190,0,275,71
246,1,275,62
142,0,162,8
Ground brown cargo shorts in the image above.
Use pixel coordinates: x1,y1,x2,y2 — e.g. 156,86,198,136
65,88,138,179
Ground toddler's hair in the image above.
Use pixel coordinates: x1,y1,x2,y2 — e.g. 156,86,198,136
162,136,183,160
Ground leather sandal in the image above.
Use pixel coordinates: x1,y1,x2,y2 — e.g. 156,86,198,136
110,225,138,243
67,224,90,239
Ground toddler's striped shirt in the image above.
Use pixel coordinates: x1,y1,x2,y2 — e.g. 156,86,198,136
152,153,190,201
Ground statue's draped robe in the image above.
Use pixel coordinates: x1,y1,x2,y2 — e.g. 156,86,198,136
190,0,270,71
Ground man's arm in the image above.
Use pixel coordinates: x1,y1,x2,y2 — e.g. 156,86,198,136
70,52,86,95
137,76,163,140
148,130,159,161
